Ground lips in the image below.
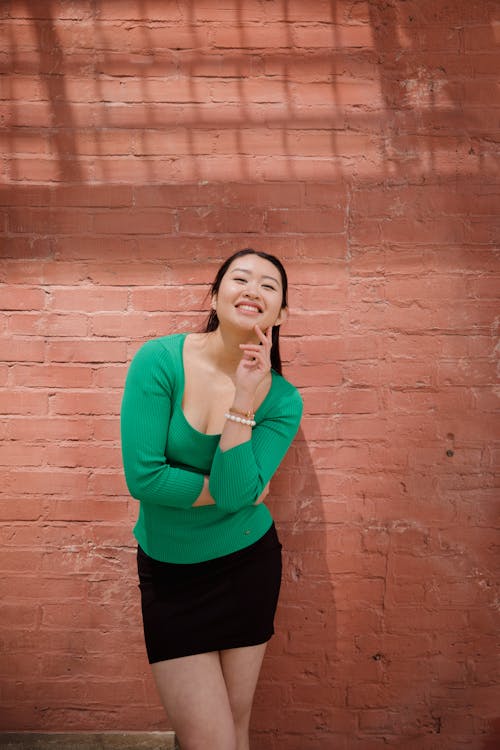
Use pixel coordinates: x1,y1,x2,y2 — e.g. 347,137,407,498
236,302,262,313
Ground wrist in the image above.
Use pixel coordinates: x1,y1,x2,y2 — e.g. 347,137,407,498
231,403,254,419
231,392,255,413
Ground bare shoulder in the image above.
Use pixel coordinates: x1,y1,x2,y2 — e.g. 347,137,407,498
184,332,206,349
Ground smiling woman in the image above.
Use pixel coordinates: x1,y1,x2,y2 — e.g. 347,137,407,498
215,260,286,328
203,248,289,376
120,248,302,750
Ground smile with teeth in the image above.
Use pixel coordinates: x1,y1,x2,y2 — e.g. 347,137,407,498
237,303,261,313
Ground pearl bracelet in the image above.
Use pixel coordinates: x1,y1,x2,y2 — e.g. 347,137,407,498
224,412,256,427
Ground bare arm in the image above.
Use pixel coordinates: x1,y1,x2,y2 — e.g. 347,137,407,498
219,324,272,453
193,325,276,509
192,477,269,507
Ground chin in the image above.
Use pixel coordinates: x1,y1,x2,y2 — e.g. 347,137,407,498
230,317,262,333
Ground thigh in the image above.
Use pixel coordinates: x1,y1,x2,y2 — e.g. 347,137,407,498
220,643,268,725
151,652,236,750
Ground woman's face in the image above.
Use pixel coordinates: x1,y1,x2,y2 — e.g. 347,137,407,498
212,254,287,333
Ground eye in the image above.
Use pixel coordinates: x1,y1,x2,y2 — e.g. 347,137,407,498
233,276,247,283
262,284,277,291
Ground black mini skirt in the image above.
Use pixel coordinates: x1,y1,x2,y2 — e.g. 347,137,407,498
137,523,282,663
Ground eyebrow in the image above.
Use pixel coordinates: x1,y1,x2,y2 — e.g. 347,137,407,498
231,267,280,285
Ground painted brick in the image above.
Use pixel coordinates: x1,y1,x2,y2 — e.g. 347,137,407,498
0,286,47,311
266,208,345,234
50,391,122,416
1,1,499,748
7,312,89,337
92,209,175,235
0,390,48,415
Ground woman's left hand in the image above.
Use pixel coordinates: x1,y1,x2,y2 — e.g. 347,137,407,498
254,481,270,505
235,325,272,395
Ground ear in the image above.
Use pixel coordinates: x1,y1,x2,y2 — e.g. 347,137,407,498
274,307,288,327
211,294,217,311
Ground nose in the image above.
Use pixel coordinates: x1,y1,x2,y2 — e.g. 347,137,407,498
243,282,260,298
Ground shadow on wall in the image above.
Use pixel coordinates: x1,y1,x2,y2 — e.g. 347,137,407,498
481,718,500,750
2,1,498,184
253,430,338,746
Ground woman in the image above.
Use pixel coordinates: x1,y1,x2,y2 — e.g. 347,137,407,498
120,248,303,750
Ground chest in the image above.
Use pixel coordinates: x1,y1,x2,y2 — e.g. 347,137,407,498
181,350,271,436
182,369,236,435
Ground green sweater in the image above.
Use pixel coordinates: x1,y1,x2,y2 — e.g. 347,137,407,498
120,333,303,563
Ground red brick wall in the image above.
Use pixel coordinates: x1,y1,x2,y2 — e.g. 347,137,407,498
1,2,499,748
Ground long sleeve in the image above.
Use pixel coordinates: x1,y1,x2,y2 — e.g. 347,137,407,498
209,386,303,513
120,339,204,509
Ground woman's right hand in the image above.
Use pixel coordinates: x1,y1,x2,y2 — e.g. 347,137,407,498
192,476,216,506
234,325,273,399
194,478,270,507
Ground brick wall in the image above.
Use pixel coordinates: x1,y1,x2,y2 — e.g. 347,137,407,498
1,1,499,748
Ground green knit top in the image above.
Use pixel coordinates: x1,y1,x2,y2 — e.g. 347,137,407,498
120,333,303,563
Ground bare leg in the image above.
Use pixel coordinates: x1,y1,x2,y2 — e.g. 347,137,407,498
220,643,268,750
151,652,237,750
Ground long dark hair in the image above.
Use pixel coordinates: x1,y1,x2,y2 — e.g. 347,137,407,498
202,248,288,375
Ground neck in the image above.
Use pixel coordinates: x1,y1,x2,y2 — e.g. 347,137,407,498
204,326,258,375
